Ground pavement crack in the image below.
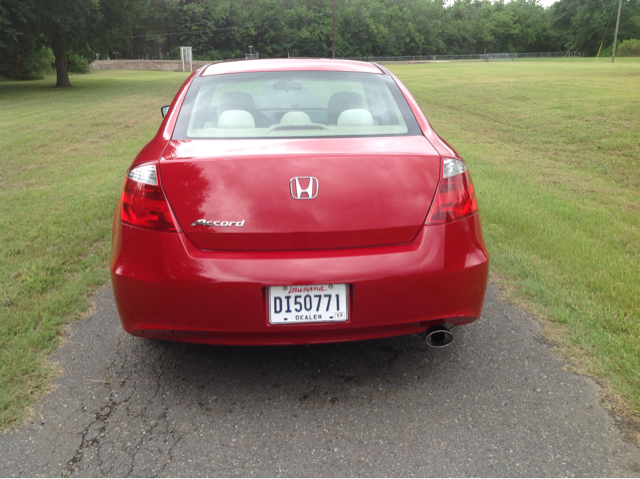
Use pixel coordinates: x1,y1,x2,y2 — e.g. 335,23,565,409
62,333,133,477
156,428,183,478
126,345,171,476
62,393,122,477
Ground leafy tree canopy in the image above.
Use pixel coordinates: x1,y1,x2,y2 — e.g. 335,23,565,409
1,0,640,85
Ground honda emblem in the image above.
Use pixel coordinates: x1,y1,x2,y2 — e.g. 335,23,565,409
290,177,319,200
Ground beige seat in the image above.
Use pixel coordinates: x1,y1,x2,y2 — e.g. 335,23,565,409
280,111,312,124
327,91,366,124
217,92,269,127
337,109,375,127
218,110,255,129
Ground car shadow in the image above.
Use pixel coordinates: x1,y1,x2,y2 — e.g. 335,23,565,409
119,327,470,413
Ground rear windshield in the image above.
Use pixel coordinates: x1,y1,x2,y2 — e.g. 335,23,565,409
172,70,422,139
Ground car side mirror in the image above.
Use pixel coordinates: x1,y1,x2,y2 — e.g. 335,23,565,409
161,105,170,118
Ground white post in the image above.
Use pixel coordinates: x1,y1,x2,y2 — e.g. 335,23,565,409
180,47,193,72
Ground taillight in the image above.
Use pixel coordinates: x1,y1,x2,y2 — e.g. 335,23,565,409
426,158,478,225
121,164,179,232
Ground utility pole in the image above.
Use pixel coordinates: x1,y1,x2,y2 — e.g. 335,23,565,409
332,0,336,58
611,0,623,62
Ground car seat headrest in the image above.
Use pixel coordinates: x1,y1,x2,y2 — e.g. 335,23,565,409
327,91,365,124
280,111,312,124
337,109,375,127
218,110,256,129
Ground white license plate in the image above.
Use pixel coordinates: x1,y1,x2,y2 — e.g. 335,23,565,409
268,284,349,324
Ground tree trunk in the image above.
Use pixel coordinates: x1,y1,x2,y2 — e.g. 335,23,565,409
51,30,72,88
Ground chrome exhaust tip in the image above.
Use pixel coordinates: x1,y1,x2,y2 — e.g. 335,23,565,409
424,325,454,348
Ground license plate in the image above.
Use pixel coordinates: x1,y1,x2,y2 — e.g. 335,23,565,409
268,284,349,324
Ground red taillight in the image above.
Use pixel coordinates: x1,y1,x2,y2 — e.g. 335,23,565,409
426,158,478,225
121,164,179,232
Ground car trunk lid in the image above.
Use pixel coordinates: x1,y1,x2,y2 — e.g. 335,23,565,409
160,137,440,251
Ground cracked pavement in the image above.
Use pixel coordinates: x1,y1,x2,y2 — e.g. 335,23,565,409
0,285,638,477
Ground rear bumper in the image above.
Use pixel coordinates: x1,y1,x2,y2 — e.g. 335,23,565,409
110,214,489,345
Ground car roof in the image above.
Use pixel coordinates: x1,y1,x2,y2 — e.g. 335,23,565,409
200,58,384,77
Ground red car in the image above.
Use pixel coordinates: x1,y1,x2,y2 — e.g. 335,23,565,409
110,59,489,347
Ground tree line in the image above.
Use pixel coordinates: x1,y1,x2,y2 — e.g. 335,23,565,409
1,0,639,86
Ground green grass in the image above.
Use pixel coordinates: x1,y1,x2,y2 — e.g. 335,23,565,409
0,70,190,428
0,61,639,430
390,59,640,419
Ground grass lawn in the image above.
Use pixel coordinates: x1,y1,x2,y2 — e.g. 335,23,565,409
0,60,639,432
390,58,640,433
0,70,190,428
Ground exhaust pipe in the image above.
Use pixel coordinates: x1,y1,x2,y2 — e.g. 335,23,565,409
423,324,454,348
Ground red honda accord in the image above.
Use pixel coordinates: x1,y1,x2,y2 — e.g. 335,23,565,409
110,58,489,347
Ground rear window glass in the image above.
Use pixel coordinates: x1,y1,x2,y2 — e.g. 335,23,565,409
172,70,422,139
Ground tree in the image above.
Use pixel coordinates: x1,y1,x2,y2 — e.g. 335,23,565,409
0,0,46,80
32,0,97,87
1,0,140,86
5,0,640,81
550,0,640,56
94,0,146,60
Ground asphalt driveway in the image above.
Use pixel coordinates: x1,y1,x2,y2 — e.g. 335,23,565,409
0,285,638,477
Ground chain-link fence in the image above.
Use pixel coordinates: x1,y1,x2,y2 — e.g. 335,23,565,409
92,51,588,72
343,51,585,62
